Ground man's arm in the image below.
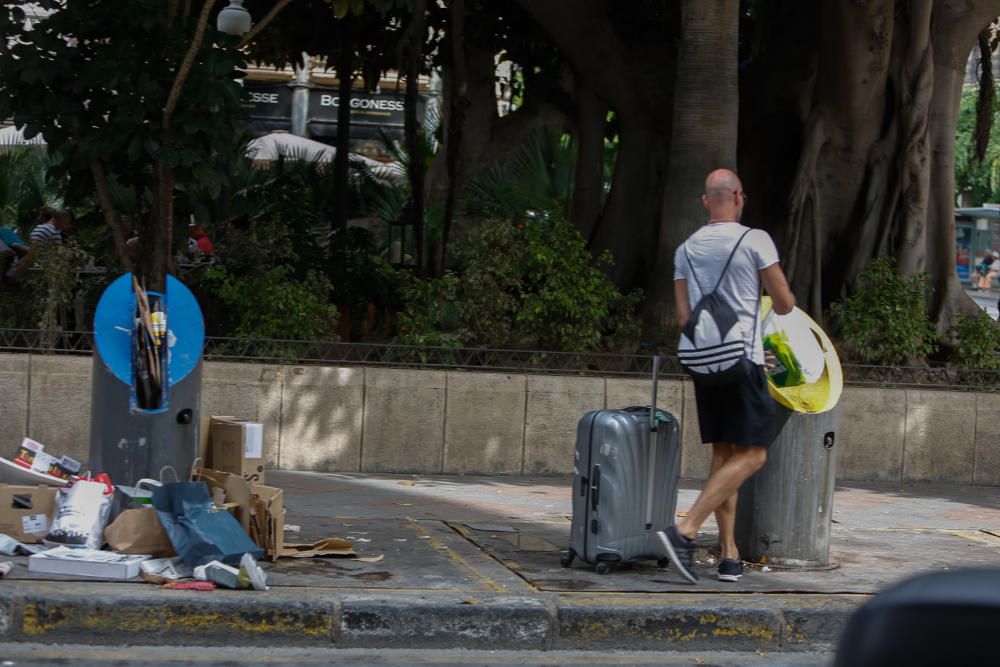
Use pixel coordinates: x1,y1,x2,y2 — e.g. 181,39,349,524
674,279,692,328
760,263,795,314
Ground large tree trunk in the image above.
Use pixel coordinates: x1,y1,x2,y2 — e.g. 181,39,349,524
514,0,677,290
647,0,740,332
925,0,1000,331
740,0,1000,331
404,0,427,274
331,18,353,236
426,28,571,267
588,111,668,287
569,82,607,240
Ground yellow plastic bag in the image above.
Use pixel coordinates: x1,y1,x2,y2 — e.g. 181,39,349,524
759,297,843,414
763,330,806,387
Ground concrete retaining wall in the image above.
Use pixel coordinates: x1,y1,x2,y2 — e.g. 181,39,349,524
1,353,996,484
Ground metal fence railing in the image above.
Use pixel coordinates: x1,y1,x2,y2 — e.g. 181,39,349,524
0,328,997,391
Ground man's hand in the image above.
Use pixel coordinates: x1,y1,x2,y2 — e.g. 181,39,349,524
764,350,778,372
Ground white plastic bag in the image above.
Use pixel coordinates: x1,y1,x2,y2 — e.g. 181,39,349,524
762,309,825,384
44,474,114,550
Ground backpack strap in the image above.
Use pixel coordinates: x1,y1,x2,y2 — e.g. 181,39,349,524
712,229,753,292
682,244,707,294
682,228,753,295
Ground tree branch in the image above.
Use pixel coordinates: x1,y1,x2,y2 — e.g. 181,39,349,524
239,0,295,48
163,0,214,131
166,0,180,30
89,160,133,271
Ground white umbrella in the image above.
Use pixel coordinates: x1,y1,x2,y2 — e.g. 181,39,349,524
246,131,337,163
0,125,46,146
245,131,405,184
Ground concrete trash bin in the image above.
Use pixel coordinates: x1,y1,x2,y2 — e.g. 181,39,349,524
734,404,840,568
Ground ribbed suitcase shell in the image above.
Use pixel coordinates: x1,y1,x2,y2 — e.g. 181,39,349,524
568,407,680,567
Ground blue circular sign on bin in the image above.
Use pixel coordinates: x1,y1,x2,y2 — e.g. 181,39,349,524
93,273,205,386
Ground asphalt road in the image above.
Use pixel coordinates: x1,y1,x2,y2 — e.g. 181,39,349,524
0,644,833,667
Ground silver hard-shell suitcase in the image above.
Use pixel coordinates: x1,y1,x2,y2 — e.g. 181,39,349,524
561,354,681,574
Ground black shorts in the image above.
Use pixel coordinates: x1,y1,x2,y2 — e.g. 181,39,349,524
693,363,778,448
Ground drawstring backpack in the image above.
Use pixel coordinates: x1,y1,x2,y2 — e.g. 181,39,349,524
677,229,760,385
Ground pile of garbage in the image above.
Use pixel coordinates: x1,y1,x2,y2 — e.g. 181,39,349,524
0,427,366,591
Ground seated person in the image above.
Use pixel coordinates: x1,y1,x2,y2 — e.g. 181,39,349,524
30,207,73,247
186,222,214,259
0,212,31,285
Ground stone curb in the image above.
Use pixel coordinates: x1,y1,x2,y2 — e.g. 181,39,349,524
0,583,864,651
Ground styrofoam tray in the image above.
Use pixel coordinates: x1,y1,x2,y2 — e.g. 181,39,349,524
0,456,70,487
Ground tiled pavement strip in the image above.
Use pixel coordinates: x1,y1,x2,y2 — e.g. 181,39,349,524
0,470,998,651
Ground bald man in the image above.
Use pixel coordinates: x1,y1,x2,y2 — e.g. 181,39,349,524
659,168,796,584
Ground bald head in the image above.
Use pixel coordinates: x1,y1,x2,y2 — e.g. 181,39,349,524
702,169,745,222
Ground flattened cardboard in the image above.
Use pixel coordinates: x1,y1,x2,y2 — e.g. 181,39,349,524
209,417,266,484
0,484,57,543
279,538,355,558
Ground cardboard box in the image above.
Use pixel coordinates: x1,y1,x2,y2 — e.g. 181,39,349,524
29,546,150,579
209,417,265,483
193,468,284,562
0,484,58,543
250,483,285,562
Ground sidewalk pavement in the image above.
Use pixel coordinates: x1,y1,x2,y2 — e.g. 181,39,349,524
2,471,999,653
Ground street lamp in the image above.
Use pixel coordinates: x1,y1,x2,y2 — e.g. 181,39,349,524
217,0,252,36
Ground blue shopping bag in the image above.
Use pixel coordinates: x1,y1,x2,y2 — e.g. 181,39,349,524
152,481,262,567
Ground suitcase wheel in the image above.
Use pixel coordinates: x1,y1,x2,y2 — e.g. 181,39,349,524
560,550,575,568
595,561,612,575
658,558,670,569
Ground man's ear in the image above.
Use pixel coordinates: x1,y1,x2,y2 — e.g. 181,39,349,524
701,194,709,210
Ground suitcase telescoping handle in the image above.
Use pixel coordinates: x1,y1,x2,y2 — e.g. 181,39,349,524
639,342,663,531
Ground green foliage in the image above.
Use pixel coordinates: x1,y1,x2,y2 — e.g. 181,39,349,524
204,264,339,343
24,243,91,332
394,218,642,352
830,258,939,365
955,87,1000,205
0,0,248,277
0,147,61,233
950,313,1000,370
197,216,337,343
392,272,462,348
328,227,397,337
462,131,576,224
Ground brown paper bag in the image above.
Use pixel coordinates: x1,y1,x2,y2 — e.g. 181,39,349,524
104,508,175,557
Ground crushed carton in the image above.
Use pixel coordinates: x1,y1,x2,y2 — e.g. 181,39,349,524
29,546,150,580
0,484,58,543
11,438,81,480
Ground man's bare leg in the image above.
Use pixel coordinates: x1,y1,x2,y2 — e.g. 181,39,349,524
708,443,740,561
676,444,767,541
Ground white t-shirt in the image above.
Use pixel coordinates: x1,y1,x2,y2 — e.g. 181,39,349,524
673,222,780,365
